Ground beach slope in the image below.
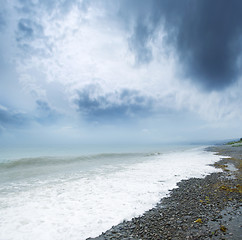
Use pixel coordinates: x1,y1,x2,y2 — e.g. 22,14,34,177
88,144,242,239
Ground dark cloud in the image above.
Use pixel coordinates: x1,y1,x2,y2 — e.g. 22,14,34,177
75,85,154,123
36,100,51,112
0,106,29,128
14,0,87,57
16,18,43,41
17,19,34,39
128,19,153,64
17,0,82,16
35,100,61,124
119,0,242,90
15,17,51,56
0,100,61,130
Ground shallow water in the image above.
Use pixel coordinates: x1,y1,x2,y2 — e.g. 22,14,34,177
0,145,222,240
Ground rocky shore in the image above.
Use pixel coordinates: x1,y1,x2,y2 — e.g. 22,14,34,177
88,144,242,240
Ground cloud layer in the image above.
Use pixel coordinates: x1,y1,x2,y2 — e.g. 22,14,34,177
0,0,242,144
75,85,154,123
120,0,242,90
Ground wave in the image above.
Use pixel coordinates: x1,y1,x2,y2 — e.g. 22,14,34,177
0,146,221,240
0,152,145,170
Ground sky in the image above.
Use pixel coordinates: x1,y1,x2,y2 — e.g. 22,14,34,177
0,0,242,146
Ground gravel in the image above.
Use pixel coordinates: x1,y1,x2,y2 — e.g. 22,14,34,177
87,145,242,240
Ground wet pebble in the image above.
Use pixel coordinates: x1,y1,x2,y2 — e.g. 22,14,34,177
88,146,242,240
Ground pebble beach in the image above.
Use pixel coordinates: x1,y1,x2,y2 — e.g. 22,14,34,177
88,144,242,240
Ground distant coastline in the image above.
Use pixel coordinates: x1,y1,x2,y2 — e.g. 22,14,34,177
225,138,242,147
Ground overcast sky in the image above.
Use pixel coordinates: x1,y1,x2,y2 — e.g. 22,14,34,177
0,0,242,146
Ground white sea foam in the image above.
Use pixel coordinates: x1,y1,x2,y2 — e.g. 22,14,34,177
0,146,223,240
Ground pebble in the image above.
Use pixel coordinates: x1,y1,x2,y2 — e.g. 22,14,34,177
88,145,242,240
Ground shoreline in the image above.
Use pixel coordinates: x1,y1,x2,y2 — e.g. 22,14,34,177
88,145,242,239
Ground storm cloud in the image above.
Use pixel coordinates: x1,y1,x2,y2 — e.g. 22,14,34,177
0,106,29,128
121,0,242,90
75,85,154,123
0,0,242,143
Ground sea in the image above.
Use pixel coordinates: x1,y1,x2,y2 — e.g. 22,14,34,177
0,144,223,240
